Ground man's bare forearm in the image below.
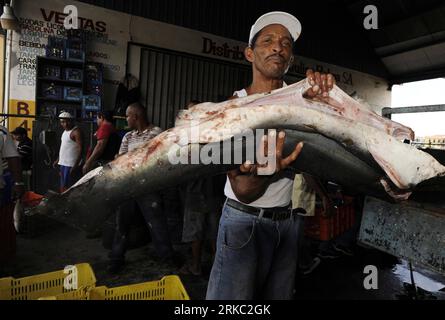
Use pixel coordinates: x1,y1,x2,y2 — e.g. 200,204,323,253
74,146,82,167
72,129,83,167
228,170,272,204
86,140,106,165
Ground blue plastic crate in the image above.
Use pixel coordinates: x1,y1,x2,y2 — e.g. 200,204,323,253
82,95,101,111
41,83,63,99
64,87,82,101
65,68,83,82
66,49,85,62
46,37,66,59
41,65,61,79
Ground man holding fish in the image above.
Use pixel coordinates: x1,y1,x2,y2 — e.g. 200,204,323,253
206,11,335,300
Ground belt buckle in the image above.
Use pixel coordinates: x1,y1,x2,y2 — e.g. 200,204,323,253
274,209,290,221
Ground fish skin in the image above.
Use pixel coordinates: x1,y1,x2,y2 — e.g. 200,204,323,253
177,79,414,140
175,88,443,190
36,131,388,232
32,80,445,232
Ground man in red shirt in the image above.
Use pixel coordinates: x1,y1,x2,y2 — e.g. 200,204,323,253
83,111,121,174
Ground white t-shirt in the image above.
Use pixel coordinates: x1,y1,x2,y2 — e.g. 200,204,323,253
224,87,293,208
58,127,79,167
0,126,20,188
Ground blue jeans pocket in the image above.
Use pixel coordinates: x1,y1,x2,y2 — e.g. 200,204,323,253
222,216,256,250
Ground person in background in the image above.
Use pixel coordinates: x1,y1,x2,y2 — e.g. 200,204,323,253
82,111,121,174
177,101,224,276
0,126,25,202
10,127,32,190
179,177,224,276
293,174,333,274
53,111,83,192
108,102,178,273
0,125,25,266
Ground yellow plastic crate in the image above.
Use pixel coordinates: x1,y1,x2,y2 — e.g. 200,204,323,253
41,275,190,300
0,263,96,300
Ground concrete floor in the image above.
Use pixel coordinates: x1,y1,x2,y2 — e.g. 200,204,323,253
1,216,444,300
296,245,445,300
1,216,210,299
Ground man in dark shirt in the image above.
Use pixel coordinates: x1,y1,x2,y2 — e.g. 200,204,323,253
10,127,32,191
11,127,32,171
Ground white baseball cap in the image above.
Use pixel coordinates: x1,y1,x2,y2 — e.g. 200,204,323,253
59,111,75,119
248,11,302,47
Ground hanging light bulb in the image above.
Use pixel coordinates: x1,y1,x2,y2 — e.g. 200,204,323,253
1,3,20,31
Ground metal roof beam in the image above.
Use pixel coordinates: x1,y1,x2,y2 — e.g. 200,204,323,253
376,32,445,58
389,66,445,84
380,2,445,28
382,104,445,116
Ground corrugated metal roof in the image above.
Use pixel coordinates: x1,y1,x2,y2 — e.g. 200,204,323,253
77,0,389,78
344,0,445,83
77,0,445,83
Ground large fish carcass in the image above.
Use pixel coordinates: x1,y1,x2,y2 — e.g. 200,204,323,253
33,79,445,274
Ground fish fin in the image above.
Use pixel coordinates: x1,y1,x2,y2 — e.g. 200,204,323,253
380,178,412,201
392,127,415,141
368,143,408,190
67,166,103,191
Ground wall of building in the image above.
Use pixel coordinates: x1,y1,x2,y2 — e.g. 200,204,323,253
128,15,391,112
78,0,390,79
8,0,128,108
7,0,391,133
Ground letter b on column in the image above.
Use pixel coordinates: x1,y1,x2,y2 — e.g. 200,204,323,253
17,102,29,115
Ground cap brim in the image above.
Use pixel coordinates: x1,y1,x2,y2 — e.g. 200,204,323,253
249,11,301,45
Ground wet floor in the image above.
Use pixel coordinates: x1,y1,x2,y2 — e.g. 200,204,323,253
1,218,444,300
295,243,445,300
0,217,210,299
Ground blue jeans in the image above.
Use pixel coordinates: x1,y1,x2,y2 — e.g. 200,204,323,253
110,193,174,264
206,201,304,300
59,165,81,192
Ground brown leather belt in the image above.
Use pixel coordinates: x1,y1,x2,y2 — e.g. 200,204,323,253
226,198,297,221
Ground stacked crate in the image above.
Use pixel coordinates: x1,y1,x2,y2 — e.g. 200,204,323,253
304,196,355,241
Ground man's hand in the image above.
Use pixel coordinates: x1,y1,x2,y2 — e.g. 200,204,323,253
304,69,335,101
82,161,92,175
227,130,303,204
52,159,59,169
236,130,303,176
